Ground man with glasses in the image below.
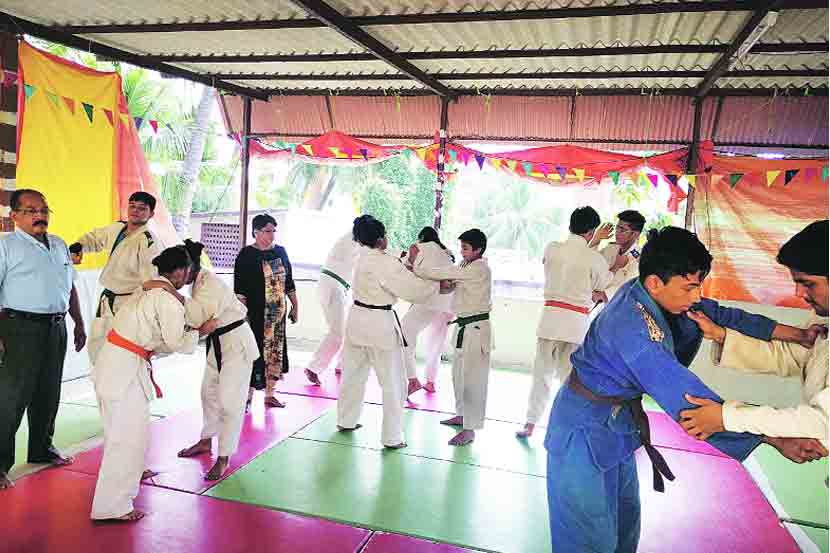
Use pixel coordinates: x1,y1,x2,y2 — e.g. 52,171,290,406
590,210,646,303
0,189,86,489
69,192,162,361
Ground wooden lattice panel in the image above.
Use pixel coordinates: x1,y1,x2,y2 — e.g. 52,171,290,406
201,222,240,269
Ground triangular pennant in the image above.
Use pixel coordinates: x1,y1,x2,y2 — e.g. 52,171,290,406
135,116,144,129
521,161,533,175
149,119,159,133
289,143,297,155
574,168,585,182
301,144,314,156
609,171,621,185
448,149,457,163
119,113,130,126
784,169,798,185
360,148,369,161
647,174,658,188
822,166,828,181
766,170,781,187
415,148,427,161
540,163,550,178
103,108,114,127
343,147,354,159
729,173,743,188
491,158,503,170
63,96,75,114
24,83,36,99
637,171,648,187
506,159,517,172
43,90,59,108
804,167,817,180
426,148,436,161
686,175,697,189
475,154,485,170
666,174,678,187
556,166,567,180
328,147,340,157
82,102,94,123
3,71,17,88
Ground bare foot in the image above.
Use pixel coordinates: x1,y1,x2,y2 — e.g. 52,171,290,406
384,442,407,450
305,368,321,386
0,472,13,490
449,429,475,446
264,396,286,408
423,381,436,394
205,457,229,481
97,509,146,523
30,451,74,467
440,416,464,427
407,378,423,396
141,469,159,480
515,423,535,439
178,439,212,458
337,423,363,432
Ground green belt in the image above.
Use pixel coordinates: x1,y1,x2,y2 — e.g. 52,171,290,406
321,268,350,290
449,313,490,349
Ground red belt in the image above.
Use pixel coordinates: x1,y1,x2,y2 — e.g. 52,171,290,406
544,300,589,315
106,330,163,398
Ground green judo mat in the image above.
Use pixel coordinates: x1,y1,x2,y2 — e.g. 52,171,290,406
207,437,551,553
784,523,829,553
748,443,829,529
294,404,548,477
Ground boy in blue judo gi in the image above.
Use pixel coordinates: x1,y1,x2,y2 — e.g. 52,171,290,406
544,226,822,552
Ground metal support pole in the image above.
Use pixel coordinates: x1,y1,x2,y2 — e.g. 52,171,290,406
434,97,450,230
239,97,252,249
684,97,703,230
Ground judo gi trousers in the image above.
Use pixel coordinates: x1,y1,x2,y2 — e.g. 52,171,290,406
200,338,250,457
526,339,578,425
401,304,453,382
451,320,491,431
91,375,150,519
337,343,406,446
308,277,349,375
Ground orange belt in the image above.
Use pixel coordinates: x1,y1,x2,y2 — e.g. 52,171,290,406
544,300,590,315
106,330,163,398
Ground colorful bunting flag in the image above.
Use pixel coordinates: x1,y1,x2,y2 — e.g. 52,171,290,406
401,148,411,160
822,166,828,181
556,166,566,181
448,149,457,163
491,158,503,170
82,102,94,123
521,161,533,175
44,90,59,108
328,147,340,157
505,159,517,172
647,174,658,188
540,163,550,178
149,119,159,133
666,174,678,187
766,170,781,187
134,116,144,129
360,148,369,161
23,83,35,99
103,108,114,127
804,167,817,180
609,171,620,185
2,71,15,87
637,171,648,187
301,144,314,156
344,147,354,159
416,148,427,161
686,175,697,189
784,169,798,185
460,150,470,165
289,144,297,155
574,168,585,182
729,173,743,188
475,154,485,170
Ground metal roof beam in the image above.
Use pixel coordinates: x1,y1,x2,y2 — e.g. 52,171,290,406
286,0,455,97
216,68,827,81
152,42,829,64
54,1,826,34
0,12,269,100
259,86,828,97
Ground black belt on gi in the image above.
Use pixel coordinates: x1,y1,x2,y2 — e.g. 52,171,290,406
206,319,247,372
448,312,489,349
97,289,132,317
354,300,407,347
567,369,675,493
0,309,65,324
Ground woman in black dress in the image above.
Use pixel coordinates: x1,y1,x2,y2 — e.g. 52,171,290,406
234,214,299,408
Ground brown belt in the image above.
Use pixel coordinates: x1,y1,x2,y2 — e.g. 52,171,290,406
567,370,675,492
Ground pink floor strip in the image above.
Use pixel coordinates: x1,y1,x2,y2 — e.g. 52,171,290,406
648,411,728,458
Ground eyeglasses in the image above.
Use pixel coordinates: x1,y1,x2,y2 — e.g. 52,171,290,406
14,208,53,217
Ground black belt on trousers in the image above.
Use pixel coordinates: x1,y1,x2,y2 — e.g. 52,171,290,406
0,309,65,324
448,312,490,349
206,319,247,372
98,289,132,317
567,369,675,493
354,300,407,347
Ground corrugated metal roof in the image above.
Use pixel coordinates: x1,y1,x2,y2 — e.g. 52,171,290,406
714,96,829,146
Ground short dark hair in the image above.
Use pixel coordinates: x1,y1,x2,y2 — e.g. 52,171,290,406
638,226,712,284
128,191,156,211
183,239,205,271
569,206,601,235
353,214,375,241
252,213,278,237
354,215,386,247
152,245,192,275
617,210,646,232
10,189,44,210
777,220,828,277
459,228,487,255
